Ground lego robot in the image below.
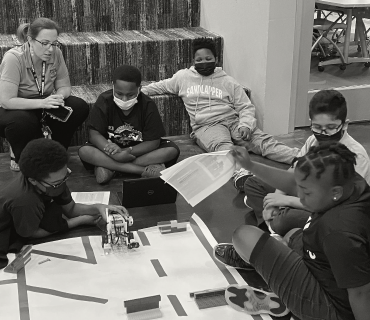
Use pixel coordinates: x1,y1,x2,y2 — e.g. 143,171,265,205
102,209,139,254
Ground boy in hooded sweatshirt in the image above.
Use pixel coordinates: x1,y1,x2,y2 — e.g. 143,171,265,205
141,38,299,191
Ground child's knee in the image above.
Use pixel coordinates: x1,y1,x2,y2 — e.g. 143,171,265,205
78,145,93,160
244,175,259,194
168,146,180,159
232,225,265,258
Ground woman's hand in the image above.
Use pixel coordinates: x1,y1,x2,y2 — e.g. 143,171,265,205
40,94,65,109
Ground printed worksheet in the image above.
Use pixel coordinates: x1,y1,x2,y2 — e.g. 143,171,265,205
71,191,110,205
160,151,236,206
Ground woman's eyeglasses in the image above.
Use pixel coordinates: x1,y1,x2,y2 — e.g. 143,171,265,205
33,38,61,49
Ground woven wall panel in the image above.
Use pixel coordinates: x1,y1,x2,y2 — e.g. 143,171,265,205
0,27,223,86
0,0,200,34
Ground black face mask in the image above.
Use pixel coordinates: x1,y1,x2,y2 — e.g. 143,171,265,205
313,129,344,143
194,61,216,76
42,181,67,197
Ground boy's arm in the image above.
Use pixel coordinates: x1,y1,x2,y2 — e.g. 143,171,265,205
354,154,370,184
61,200,128,221
232,84,257,132
232,146,297,196
30,228,54,238
88,96,111,150
324,232,370,320
89,129,110,151
130,140,161,157
268,166,305,209
274,142,308,195
141,72,180,96
348,282,370,320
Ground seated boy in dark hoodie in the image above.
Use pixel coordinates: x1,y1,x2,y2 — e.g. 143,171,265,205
141,38,299,191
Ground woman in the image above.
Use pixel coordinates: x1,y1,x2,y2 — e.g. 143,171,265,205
0,17,89,171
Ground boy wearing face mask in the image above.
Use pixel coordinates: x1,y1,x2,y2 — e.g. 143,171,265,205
141,38,299,191
78,65,180,184
240,89,370,238
0,138,128,270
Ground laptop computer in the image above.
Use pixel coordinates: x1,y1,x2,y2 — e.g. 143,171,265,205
121,176,178,208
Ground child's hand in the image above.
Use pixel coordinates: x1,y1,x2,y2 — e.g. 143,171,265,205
262,206,279,222
263,193,291,208
113,148,136,163
230,146,253,170
238,126,251,140
96,204,130,223
104,140,121,155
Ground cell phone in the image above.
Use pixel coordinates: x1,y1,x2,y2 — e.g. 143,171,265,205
45,105,73,122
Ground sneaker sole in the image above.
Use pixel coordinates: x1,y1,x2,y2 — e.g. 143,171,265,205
95,167,116,184
243,196,253,209
213,243,255,271
225,285,289,317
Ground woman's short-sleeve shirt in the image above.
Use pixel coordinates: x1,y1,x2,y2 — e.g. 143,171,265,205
0,43,69,98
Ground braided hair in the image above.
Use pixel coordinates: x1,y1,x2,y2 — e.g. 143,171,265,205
292,142,357,185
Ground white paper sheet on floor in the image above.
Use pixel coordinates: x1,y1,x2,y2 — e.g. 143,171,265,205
0,213,280,320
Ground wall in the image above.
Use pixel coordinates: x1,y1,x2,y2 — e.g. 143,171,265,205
200,0,314,135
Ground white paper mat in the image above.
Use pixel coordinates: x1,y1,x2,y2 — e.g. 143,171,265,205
0,214,276,320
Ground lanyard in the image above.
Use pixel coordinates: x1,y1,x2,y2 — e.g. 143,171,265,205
29,49,51,138
30,59,46,97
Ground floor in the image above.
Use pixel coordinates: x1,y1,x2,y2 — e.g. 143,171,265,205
310,17,370,90
1,123,369,320
310,46,370,90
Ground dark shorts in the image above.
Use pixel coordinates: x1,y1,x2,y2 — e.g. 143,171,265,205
249,233,343,320
79,138,180,171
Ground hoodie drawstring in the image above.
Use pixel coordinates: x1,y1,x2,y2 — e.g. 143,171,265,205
194,76,203,124
195,75,214,125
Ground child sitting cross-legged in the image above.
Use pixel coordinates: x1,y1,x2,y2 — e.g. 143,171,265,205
79,65,180,184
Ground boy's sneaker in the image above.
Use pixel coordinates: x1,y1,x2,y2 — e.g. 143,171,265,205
213,243,254,271
225,285,289,317
95,166,115,184
232,168,253,192
141,164,166,178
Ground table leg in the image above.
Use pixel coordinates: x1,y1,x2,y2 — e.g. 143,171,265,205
357,15,369,58
343,8,353,63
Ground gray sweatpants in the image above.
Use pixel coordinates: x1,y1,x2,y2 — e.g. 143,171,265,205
191,117,299,164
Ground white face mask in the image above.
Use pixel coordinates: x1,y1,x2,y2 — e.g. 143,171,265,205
113,89,139,111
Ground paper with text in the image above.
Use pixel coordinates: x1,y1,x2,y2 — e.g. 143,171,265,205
160,151,235,206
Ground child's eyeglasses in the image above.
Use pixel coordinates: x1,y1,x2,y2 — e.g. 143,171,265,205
310,123,343,136
40,168,72,188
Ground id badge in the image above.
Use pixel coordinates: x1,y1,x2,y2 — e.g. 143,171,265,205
42,125,52,139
